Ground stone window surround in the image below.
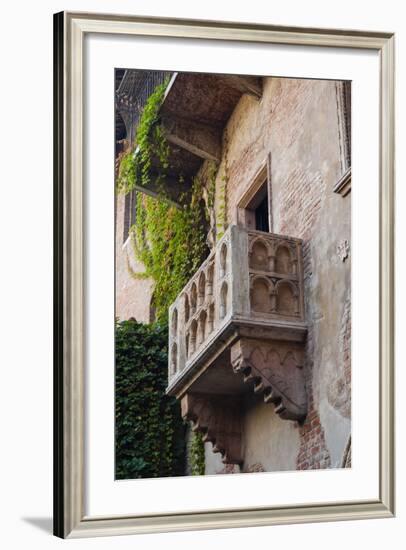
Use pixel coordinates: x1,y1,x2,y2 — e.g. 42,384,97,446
236,154,273,232
334,81,351,197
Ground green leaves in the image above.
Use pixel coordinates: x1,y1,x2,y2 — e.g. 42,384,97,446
115,319,186,479
116,150,136,194
130,176,209,323
117,80,170,194
117,81,210,323
189,431,205,475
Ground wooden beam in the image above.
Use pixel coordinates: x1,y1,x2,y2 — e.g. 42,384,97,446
220,75,263,99
162,116,221,162
132,174,190,208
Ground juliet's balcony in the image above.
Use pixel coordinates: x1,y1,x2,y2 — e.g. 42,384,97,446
166,225,308,464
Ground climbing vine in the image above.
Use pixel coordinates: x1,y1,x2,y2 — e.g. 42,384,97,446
130,177,208,322
115,319,185,479
116,80,170,195
216,129,230,240
189,431,206,476
118,80,210,322
206,159,218,211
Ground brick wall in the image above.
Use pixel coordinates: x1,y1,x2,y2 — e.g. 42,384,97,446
204,76,351,471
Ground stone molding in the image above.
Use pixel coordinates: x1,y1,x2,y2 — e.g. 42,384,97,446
333,167,351,197
230,338,307,421
181,393,243,464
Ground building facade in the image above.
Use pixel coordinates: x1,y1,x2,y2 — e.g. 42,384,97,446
115,70,351,475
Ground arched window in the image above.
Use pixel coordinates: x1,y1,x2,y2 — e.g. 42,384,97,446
249,239,269,271
219,243,227,278
206,263,214,296
250,278,271,313
208,303,215,334
171,308,178,337
198,272,206,306
276,281,298,315
275,245,292,274
190,283,197,314
220,282,228,319
184,294,190,323
170,343,178,376
198,310,207,345
190,320,198,354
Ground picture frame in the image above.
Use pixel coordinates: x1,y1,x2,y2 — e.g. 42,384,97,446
53,11,395,539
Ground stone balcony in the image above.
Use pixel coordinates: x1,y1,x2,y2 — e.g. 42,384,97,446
166,225,308,465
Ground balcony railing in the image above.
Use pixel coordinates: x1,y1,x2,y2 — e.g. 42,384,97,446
167,225,306,392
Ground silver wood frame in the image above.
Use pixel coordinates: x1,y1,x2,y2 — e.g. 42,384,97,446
53,11,395,538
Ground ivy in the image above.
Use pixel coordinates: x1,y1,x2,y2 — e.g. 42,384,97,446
118,80,210,322
115,319,185,479
131,180,208,321
116,149,136,193
216,129,229,240
206,160,217,211
189,431,205,475
116,81,170,195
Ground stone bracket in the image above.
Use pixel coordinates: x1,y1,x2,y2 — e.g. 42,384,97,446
231,338,307,421
181,392,243,465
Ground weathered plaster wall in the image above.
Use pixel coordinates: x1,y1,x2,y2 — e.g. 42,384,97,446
242,393,300,472
115,192,154,322
204,76,351,473
204,392,300,474
204,443,232,475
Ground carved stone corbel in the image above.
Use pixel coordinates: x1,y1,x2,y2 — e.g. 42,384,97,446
230,338,307,421
181,393,243,464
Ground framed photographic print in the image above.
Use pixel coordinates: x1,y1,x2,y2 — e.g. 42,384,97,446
53,11,395,538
